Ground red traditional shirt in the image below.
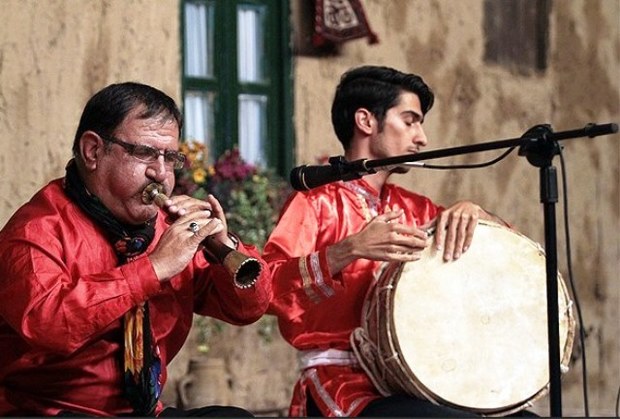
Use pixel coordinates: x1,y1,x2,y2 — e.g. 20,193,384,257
0,179,272,416
263,178,443,416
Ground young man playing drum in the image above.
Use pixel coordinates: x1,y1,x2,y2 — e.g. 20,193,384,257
262,65,514,417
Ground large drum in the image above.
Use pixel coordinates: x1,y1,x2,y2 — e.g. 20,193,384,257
351,220,575,416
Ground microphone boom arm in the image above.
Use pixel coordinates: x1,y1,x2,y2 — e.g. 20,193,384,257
289,123,618,191
369,122,618,172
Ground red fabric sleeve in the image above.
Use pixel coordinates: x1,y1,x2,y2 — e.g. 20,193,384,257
263,192,343,322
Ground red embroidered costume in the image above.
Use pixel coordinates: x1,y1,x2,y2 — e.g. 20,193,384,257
0,179,272,416
263,178,443,417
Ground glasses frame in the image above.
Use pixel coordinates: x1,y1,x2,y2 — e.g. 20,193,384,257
99,134,186,170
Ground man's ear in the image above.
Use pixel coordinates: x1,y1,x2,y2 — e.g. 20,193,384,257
78,131,103,170
354,108,374,135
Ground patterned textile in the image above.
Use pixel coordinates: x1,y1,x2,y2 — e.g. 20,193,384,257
64,160,161,415
313,0,379,47
122,302,162,415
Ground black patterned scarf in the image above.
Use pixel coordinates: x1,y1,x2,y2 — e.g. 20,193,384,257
64,160,161,415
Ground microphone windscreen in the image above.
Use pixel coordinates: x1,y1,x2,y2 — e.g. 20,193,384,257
290,164,343,191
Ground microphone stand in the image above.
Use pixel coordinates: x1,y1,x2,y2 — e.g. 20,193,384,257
326,122,618,417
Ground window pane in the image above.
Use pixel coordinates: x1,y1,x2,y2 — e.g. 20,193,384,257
238,94,267,165
185,1,214,78
237,5,266,82
184,91,216,157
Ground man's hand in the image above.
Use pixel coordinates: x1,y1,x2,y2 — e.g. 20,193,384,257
326,208,430,275
148,194,234,281
429,200,508,261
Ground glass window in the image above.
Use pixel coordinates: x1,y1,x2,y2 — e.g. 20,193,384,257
184,1,214,78
184,90,216,148
237,5,266,83
238,94,267,165
182,0,292,175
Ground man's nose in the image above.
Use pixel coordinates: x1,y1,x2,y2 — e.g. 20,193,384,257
414,125,428,146
146,156,168,181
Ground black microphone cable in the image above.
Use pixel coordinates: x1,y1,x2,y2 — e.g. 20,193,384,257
407,146,517,170
558,147,589,417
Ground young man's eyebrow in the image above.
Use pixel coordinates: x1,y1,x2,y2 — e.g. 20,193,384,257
401,110,424,122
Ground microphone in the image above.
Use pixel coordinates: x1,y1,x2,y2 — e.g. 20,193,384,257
290,156,374,191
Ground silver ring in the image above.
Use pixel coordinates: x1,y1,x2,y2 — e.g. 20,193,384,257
188,221,199,234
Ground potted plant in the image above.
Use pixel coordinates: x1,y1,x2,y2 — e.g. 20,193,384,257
173,141,290,352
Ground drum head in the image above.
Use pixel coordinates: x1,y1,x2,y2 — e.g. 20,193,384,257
390,221,573,413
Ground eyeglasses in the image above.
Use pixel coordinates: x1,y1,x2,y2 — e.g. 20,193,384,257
99,134,186,170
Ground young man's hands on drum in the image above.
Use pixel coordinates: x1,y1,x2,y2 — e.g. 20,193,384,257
326,201,510,275
429,200,510,262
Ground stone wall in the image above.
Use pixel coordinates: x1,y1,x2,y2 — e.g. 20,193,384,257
0,0,618,416
0,0,181,224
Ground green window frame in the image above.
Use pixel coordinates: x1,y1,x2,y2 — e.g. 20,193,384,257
181,0,293,175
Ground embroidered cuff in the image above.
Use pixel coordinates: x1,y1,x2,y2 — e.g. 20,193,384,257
299,250,336,303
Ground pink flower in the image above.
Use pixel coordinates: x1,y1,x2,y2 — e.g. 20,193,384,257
213,148,256,182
